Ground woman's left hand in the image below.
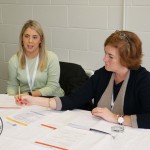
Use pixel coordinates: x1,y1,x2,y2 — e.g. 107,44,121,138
91,107,117,123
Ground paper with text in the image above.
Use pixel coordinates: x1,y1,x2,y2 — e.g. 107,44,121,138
69,110,115,134
35,126,90,150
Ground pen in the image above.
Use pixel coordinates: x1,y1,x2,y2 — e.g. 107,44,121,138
41,124,57,130
35,141,68,150
18,81,20,98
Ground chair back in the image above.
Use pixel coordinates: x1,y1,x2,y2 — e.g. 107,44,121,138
59,62,89,95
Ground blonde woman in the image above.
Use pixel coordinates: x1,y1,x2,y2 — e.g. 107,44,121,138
7,20,64,97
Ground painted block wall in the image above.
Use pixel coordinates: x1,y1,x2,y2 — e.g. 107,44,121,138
0,0,150,93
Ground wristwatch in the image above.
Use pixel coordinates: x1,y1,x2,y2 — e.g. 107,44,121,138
117,115,124,125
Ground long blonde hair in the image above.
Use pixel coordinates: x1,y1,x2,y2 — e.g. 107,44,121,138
17,20,48,71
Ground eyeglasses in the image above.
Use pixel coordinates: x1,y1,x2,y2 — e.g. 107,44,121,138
115,30,131,47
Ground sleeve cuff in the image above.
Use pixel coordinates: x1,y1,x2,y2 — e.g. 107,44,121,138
131,115,138,128
54,97,62,110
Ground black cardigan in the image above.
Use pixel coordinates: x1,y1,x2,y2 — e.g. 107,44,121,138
60,66,150,129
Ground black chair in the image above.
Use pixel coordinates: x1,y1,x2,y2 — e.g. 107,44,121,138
59,61,93,110
59,61,89,95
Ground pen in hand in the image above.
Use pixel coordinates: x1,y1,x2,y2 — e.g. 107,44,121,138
18,82,21,99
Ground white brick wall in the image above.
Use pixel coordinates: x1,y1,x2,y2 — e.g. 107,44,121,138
0,0,150,93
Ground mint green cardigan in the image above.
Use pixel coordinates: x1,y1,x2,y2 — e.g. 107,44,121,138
7,50,64,97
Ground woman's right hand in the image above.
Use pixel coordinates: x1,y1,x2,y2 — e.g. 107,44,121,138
15,94,35,106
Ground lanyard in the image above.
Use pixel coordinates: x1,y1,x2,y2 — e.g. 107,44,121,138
111,93,114,111
25,55,39,92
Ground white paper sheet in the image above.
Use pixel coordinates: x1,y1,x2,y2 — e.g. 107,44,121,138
40,110,86,129
0,94,20,108
0,136,49,150
5,105,60,126
35,126,90,150
69,111,100,130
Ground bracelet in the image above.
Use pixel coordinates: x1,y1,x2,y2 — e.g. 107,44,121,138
28,92,32,96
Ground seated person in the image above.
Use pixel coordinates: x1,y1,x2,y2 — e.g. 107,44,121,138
7,20,64,97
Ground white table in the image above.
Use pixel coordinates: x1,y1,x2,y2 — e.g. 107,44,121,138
0,94,150,150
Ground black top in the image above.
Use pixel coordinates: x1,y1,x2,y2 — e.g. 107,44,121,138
113,81,123,101
60,66,150,129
